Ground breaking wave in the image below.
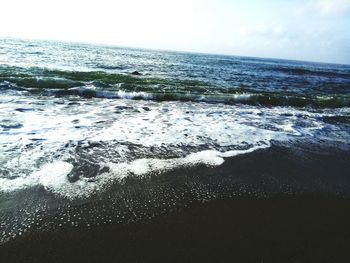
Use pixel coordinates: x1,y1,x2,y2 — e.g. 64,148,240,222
1,66,350,108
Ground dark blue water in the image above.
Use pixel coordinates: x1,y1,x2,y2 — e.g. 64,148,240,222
0,38,350,243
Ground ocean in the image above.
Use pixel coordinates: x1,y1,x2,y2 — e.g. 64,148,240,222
0,38,350,245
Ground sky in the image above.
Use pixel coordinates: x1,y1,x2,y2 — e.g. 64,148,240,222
1,0,350,64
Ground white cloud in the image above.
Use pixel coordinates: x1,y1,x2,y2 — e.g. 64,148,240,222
298,0,350,16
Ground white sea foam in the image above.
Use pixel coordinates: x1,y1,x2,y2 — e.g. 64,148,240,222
232,93,252,101
0,174,39,192
38,162,74,190
116,90,153,100
0,94,345,198
0,144,269,199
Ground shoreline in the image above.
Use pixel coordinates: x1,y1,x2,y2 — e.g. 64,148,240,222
1,143,350,262
1,142,350,262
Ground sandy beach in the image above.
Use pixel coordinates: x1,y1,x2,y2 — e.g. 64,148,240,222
1,196,350,263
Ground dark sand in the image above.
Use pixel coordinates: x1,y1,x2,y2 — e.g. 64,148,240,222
1,143,350,262
1,196,350,263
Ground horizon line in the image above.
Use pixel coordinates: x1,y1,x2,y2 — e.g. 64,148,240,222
1,35,349,67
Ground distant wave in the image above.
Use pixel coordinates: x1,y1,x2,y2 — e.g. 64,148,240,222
273,66,350,78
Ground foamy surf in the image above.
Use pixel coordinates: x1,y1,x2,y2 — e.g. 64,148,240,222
0,144,269,199
1,92,348,200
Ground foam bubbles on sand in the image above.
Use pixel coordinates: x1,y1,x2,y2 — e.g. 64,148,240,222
7,146,266,199
0,161,73,193
38,162,74,190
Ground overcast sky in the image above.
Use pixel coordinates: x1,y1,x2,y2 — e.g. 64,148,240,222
1,0,350,64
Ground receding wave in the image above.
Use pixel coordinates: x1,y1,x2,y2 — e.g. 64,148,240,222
1,65,350,108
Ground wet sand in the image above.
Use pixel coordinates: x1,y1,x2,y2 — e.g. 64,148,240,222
1,196,350,263
1,143,350,262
